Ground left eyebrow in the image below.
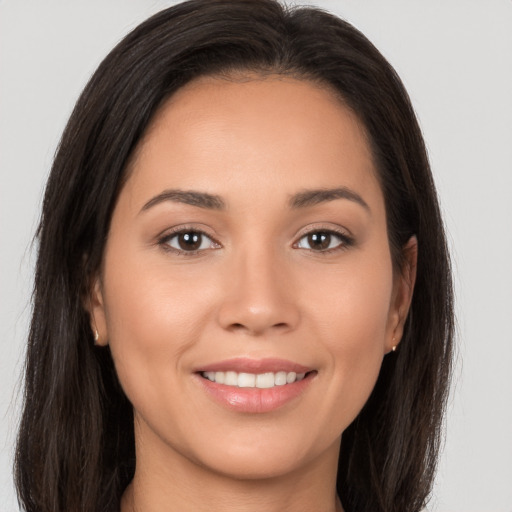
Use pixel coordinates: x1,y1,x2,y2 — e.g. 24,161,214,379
289,187,370,212
140,189,226,213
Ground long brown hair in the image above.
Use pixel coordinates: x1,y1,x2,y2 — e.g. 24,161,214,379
15,1,454,511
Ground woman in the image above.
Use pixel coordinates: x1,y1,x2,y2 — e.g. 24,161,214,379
14,1,453,511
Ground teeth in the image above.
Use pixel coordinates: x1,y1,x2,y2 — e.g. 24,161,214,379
256,372,274,388
201,370,308,388
286,371,297,384
274,371,287,386
238,372,256,388
224,371,238,386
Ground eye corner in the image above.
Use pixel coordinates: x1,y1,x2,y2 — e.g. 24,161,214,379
157,227,221,256
294,227,355,254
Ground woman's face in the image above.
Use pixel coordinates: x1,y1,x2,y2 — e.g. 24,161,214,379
91,75,415,480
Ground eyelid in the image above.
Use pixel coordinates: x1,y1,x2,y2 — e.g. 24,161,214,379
293,223,353,241
157,225,221,255
155,222,354,255
292,223,355,252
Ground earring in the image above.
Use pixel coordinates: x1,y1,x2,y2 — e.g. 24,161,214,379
391,336,397,352
94,329,99,343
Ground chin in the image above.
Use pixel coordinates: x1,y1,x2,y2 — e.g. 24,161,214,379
198,450,309,481
183,425,339,482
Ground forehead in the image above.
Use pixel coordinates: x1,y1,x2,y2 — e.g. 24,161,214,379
124,74,382,212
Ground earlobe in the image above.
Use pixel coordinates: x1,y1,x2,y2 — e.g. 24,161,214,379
85,275,109,346
388,236,418,352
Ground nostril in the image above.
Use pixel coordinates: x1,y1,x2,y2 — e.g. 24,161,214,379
229,321,289,332
224,322,251,334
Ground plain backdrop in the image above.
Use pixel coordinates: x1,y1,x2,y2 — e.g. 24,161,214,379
1,1,511,511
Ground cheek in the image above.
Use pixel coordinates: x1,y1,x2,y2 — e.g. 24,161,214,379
305,249,393,343
302,252,394,429
101,250,218,401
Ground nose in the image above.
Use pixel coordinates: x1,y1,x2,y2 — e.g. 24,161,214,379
217,247,300,336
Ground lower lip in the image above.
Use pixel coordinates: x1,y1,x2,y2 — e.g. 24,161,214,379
195,372,316,413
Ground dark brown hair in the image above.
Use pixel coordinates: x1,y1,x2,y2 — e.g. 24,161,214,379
15,1,454,511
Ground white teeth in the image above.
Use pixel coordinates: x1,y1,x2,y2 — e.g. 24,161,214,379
256,372,275,389
202,370,308,388
274,371,287,386
286,371,297,384
224,371,238,386
238,372,256,388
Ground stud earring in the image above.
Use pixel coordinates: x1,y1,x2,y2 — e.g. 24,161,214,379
94,330,99,343
391,336,397,352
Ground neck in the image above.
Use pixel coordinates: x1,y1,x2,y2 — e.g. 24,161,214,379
121,422,344,512
122,475,344,512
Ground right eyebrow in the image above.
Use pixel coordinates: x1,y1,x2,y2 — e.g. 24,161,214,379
139,189,226,214
289,186,370,212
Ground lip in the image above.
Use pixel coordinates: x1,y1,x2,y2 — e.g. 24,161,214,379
196,357,312,374
193,358,316,413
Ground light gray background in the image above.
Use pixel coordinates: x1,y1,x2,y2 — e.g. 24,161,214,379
1,1,511,511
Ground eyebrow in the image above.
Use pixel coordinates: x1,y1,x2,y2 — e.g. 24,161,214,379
140,186,369,214
290,187,370,211
140,189,226,213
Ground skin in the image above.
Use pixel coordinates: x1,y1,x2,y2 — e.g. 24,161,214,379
89,74,416,512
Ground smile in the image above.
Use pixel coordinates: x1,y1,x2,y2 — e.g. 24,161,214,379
201,370,307,388
195,358,316,413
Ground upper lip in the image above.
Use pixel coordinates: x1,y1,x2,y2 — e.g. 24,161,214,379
196,357,313,374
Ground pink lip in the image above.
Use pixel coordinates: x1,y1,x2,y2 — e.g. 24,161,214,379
196,357,312,374
193,358,316,414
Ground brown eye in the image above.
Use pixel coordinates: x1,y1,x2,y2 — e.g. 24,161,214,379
307,232,331,250
178,232,202,250
164,231,216,252
296,230,348,251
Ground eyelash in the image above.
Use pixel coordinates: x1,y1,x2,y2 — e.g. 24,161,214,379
157,226,354,256
158,226,220,255
293,227,354,255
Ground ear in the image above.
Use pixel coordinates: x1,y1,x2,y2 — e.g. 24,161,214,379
84,274,109,346
386,236,418,353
